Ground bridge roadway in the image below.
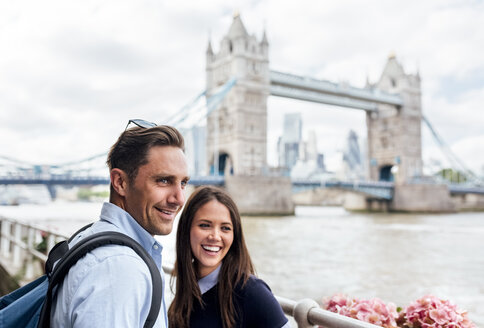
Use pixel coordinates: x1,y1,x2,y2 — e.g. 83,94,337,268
2,174,484,200
0,175,224,187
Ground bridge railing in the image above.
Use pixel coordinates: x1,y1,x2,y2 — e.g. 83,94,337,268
0,217,67,280
0,217,380,328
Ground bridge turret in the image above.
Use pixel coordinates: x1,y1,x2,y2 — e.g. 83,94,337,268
261,29,269,56
206,13,270,176
367,54,423,183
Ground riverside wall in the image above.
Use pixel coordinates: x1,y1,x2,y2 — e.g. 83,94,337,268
294,184,484,212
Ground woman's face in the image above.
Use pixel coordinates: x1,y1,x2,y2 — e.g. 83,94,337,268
190,200,234,278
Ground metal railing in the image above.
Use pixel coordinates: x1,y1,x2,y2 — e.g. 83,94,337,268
0,217,380,328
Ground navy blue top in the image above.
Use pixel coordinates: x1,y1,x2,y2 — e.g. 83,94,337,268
190,275,289,328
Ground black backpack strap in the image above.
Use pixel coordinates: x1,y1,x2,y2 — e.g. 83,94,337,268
67,222,94,243
45,223,94,275
38,232,162,328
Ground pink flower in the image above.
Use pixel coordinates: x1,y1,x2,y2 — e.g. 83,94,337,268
322,294,398,328
402,295,476,328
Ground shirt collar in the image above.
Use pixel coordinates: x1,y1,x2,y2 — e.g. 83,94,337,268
198,264,221,294
99,202,163,253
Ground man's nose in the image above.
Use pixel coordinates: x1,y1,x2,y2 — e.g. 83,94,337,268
168,184,185,207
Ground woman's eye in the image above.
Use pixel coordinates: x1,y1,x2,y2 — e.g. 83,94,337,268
199,223,209,228
221,226,232,231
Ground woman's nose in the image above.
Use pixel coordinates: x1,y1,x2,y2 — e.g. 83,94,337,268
208,229,221,241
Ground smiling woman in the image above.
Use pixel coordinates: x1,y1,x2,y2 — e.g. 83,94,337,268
190,200,234,278
168,186,290,328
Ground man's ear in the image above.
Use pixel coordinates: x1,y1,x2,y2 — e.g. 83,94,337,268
110,168,128,196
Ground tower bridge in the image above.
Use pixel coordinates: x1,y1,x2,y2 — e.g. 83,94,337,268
204,14,460,213
1,14,483,213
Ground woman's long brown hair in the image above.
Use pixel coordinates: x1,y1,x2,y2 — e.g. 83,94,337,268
168,186,254,328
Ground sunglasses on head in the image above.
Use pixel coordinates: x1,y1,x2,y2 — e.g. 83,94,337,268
125,119,157,131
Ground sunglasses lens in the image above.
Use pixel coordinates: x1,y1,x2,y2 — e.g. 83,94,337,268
126,119,157,130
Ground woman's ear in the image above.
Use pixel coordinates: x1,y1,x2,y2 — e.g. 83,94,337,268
110,168,128,196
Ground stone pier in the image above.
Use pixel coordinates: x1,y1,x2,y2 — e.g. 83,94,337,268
224,175,294,216
343,183,456,212
391,183,455,212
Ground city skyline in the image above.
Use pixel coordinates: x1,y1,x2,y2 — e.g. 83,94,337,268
1,1,483,175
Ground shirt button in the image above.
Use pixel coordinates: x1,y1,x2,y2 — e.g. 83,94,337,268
153,245,159,250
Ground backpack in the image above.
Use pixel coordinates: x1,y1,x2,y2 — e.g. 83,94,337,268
0,224,162,328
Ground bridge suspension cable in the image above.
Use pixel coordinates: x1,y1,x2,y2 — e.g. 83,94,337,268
422,115,481,184
165,90,207,127
0,78,237,178
166,78,237,129
52,152,108,168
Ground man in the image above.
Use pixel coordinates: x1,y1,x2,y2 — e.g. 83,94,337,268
52,120,189,327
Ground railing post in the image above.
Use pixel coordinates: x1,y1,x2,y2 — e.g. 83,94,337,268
293,298,319,328
1,219,11,258
13,222,22,267
47,233,56,253
25,227,36,279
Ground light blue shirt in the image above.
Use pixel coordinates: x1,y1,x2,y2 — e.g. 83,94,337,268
198,264,221,294
52,202,167,328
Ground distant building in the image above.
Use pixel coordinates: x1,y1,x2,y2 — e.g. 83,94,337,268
289,129,327,180
342,130,365,179
182,125,207,176
278,113,302,171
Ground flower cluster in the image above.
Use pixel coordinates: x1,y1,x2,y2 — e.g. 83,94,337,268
322,294,398,328
398,295,476,328
322,294,477,328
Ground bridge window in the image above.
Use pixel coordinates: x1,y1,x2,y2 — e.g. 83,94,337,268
229,41,233,53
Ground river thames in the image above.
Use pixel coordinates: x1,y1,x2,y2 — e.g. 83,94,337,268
1,201,482,326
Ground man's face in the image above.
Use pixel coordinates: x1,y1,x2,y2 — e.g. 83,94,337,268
124,145,189,236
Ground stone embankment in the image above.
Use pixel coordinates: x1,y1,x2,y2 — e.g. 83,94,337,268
0,263,19,295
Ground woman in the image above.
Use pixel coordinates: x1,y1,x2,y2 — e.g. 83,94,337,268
168,186,289,328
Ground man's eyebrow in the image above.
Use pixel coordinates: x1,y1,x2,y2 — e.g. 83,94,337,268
153,174,172,179
152,174,191,181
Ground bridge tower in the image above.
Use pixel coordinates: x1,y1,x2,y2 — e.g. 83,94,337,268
367,54,423,183
206,13,270,176
205,14,293,215
360,55,455,212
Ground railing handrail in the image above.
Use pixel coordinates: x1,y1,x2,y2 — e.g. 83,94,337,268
0,216,68,240
0,217,380,328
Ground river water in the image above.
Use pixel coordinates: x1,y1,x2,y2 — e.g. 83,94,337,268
1,201,483,326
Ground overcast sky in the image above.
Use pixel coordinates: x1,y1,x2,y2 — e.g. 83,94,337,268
1,0,483,175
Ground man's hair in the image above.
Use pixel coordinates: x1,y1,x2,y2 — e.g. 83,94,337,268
168,186,254,328
107,125,184,183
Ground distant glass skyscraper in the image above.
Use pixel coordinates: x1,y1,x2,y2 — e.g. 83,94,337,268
278,113,302,170
343,129,364,179
182,125,207,176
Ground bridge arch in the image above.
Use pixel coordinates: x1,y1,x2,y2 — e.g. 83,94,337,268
379,165,395,182
209,150,233,176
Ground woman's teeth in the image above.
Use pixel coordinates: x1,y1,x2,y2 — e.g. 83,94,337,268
202,245,221,252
